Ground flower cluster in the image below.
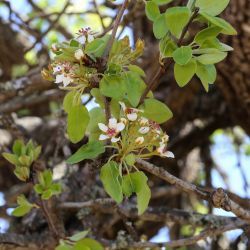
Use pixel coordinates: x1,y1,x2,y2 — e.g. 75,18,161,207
98,102,174,161
42,27,97,90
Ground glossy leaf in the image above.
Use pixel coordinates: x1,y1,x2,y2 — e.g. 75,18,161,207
67,104,89,143
195,0,230,16
122,171,151,215
145,1,160,21
140,98,173,124
66,141,105,164
196,63,217,91
196,51,227,64
74,238,103,250
200,12,237,35
100,161,123,203
173,46,192,65
165,7,191,38
153,14,168,39
159,36,177,58
174,59,197,87
100,75,126,100
194,26,222,45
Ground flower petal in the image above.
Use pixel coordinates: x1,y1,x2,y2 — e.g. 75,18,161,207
109,118,117,129
139,126,150,134
74,49,84,60
116,122,125,132
63,76,73,87
77,35,86,45
111,137,120,143
99,134,109,141
87,34,94,43
55,74,64,83
127,113,137,121
135,136,144,145
98,123,108,132
166,151,175,158
119,102,126,111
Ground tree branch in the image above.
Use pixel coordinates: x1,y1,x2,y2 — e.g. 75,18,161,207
136,159,250,223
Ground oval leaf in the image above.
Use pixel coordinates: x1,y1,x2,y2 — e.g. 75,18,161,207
100,161,123,203
173,46,192,65
66,141,105,164
140,98,173,124
174,59,197,87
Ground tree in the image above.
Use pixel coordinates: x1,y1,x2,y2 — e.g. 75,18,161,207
0,0,249,249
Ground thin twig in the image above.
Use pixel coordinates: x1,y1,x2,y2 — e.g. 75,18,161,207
104,0,130,57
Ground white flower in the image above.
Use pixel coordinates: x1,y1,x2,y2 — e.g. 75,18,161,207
135,137,144,145
119,102,142,121
76,28,95,45
98,118,125,143
74,49,84,60
77,35,87,45
53,65,62,73
157,144,174,158
55,74,73,87
87,34,94,43
139,117,149,126
139,126,150,134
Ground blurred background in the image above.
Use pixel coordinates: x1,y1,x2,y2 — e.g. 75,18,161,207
0,0,249,249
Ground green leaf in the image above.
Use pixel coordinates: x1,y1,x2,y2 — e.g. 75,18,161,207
110,99,120,119
51,183,62,194
128,65,146,77
12,195,33,217
67,104,90,143
200,12,237,35
12,140,24,156
194,26,222,45
153,0,173,5
100,161,123,203
12,205,32,217
87,107,106,141
74,238,103,250
66,141,105,164
34,184,44,194
174,59,197,87
124,154,136,167
122,172,151,215
140,98,173,124
195,0,230,16
41,189,53,200
63,91,81,113
145,1,160,21
69,231,89,242
196,63,217,92
85,35,110,58
165,7,191,38
173,46,192,65
124,72,146,107
100,75,126,101
56,244,73,250
90,88,105,108
196,51,227,64
159,36,177,58
153,14,168,39
18,155,31,166
2,153,19,165
42,170,53,187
